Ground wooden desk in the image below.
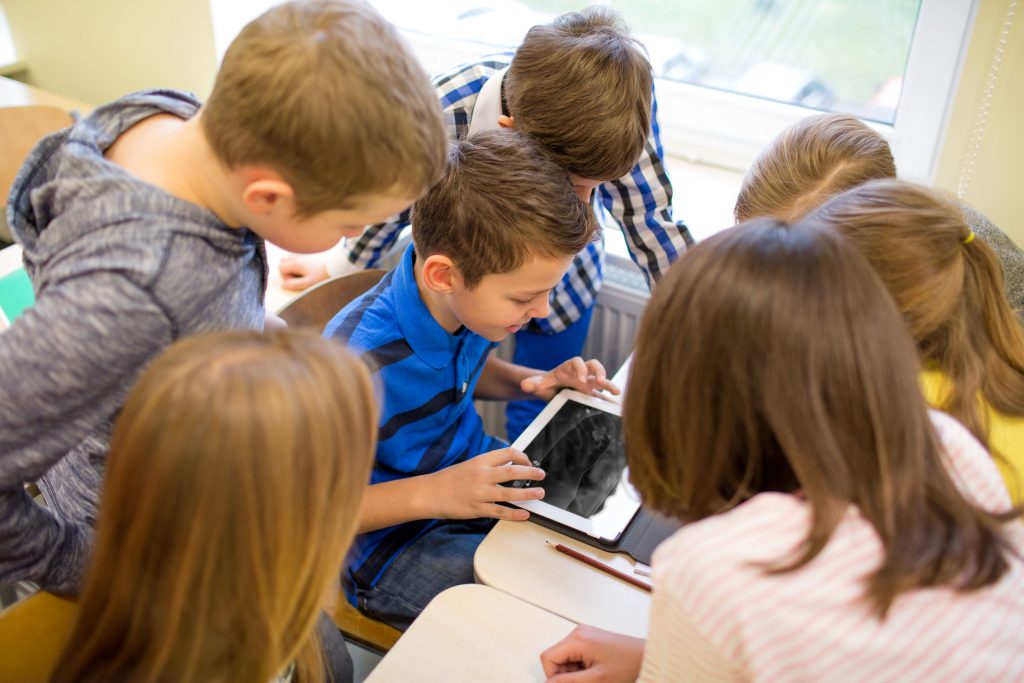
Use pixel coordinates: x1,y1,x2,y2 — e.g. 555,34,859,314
474,520,651,638
366,584,575,683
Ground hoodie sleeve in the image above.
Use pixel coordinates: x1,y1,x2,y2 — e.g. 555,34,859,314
0,269,173,593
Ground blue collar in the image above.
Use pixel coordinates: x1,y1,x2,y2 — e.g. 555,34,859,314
392,245,471,370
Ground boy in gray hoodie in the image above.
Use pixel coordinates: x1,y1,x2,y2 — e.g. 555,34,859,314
0,0,444,595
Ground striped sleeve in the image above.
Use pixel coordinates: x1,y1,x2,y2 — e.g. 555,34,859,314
599,89,693,288
639,576,744,682
337,58,509,273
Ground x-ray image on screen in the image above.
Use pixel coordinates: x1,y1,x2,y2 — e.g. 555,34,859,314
516,400,629,519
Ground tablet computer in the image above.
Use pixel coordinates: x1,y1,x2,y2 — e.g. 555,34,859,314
507,389,670,555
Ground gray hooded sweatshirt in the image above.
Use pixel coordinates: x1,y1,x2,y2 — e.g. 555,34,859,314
0,90,266,593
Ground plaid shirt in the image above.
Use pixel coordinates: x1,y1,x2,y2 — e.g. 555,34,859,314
339,54,692,333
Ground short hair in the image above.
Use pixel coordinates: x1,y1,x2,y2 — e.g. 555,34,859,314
54,330,377,683
734,113,896,222
624,218,1014,617
412,128,597,288
809,179,1024,455
202,0,446,215
505,6,653,181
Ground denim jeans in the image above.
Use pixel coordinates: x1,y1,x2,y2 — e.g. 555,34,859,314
506,305,596,442
355,518,496,631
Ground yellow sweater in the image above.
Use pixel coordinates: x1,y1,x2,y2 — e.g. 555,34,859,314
921,370,1024,505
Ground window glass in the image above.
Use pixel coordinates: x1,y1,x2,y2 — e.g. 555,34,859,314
373,0,921,125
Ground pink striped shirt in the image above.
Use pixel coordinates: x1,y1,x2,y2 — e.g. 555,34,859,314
639,411,1024,682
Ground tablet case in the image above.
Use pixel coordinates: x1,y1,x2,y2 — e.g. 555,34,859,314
526,505,683,566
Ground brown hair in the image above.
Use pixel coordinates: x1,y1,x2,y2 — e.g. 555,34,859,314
734,113,896,222
506,6,653,181
625,218,1015,617
412,128,597,288
202,0,446,215
809,179,1024,450
53,330,377,683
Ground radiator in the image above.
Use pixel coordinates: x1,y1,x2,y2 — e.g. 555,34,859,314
477,253,650,440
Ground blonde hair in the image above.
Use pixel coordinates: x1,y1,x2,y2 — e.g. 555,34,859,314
202,0,446,215
506,6,653,181
53,330,377,683
809,179,1024,454
625,218,1015,618
734,113,896,222
412,129,597,288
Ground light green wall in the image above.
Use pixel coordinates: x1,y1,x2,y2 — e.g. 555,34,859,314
2,0,217,106
935,0,1023,245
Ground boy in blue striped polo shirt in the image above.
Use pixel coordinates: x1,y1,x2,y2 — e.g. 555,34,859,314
282,7,691,442
325,128,619,630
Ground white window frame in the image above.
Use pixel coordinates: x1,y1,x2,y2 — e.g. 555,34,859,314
209,0,977,183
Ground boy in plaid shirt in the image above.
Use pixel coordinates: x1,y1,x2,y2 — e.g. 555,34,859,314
282,6,691,439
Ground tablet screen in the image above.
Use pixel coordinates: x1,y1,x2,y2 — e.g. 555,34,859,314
509,396,640,540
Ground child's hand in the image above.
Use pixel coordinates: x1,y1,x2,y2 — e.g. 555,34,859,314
428,448,546,521
540,625,645,682
520,357,621,403
278,254,329,291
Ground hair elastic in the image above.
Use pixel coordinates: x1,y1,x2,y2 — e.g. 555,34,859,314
962,231,976,245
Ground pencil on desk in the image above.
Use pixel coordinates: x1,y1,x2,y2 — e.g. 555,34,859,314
546,541,652,592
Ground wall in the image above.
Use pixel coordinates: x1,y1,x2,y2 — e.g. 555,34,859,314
2,0,217,107
934,0,1023,245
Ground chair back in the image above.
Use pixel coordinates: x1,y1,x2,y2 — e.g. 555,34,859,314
0,591,77,683
333,599,402,654
277,269,387,330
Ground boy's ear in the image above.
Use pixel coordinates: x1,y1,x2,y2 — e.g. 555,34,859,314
421,254,458,294
497,115,515,129
239,167,295,215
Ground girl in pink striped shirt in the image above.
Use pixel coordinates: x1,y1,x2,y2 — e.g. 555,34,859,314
540,219,1024,682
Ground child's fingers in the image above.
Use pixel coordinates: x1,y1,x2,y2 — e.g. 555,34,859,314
478,503,531,521
566,356,589,383
280,274,318,291
495,480,546,502
496,505,531,521
602,379,622,395
484,447,531,467
547,670,600,682
590,376,621,396
493,462,546,485
480,448,545,484
590,388,621,405
540,634,589,677
521,374,546,394
583,359,607,380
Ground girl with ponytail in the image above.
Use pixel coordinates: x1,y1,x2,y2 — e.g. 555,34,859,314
810,178,1024,503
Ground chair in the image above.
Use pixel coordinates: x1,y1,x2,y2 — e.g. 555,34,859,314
332,599,401,654
0,591,404,675
279,268,403,652
0,591,77,683
276,268,387,329
0,105,74,243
